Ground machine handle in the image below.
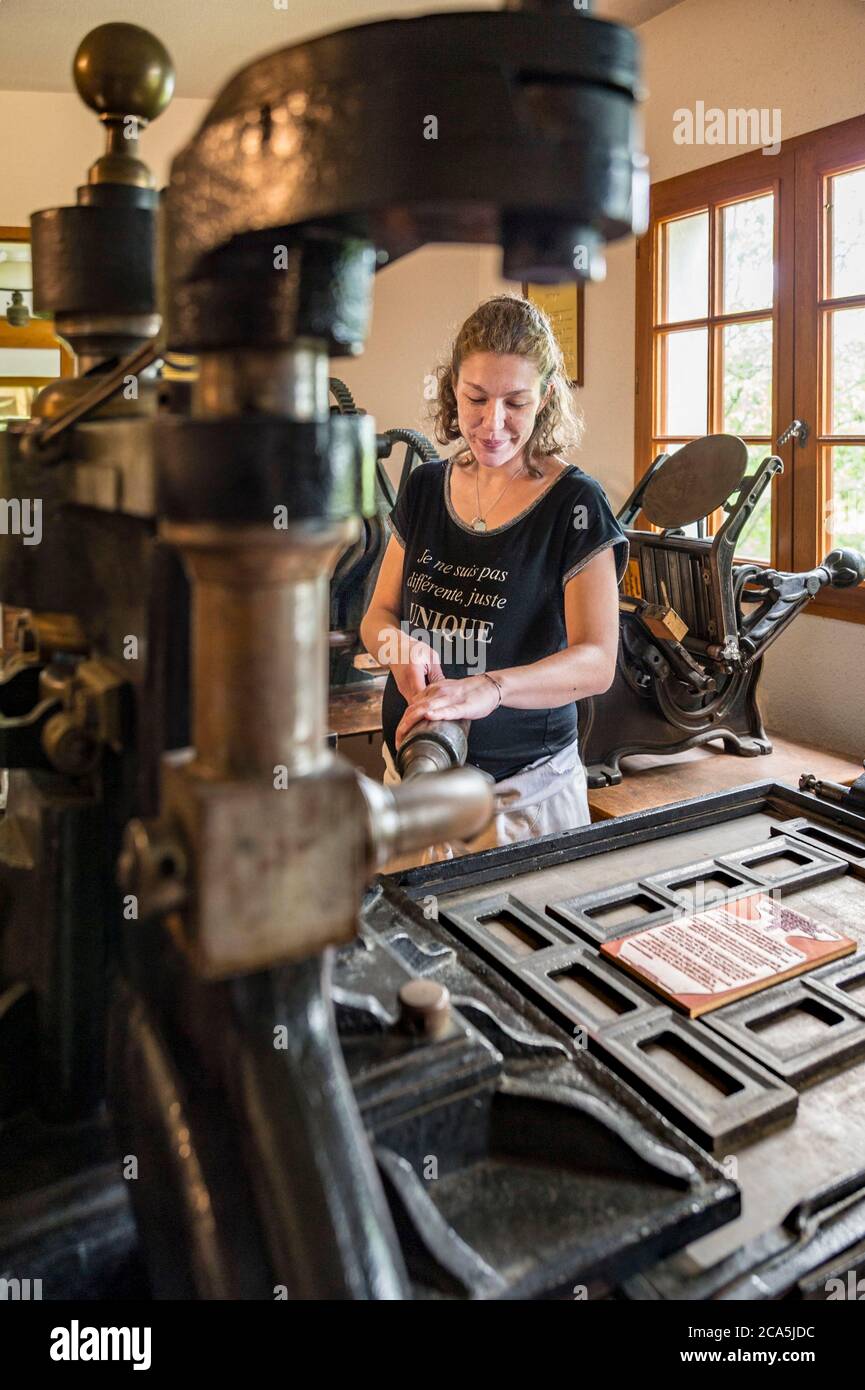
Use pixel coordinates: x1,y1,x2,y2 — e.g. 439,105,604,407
396,718,470,778
740,547,865,664
820,547,865,589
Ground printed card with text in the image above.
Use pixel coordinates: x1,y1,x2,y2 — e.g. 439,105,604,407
601,893,856,1017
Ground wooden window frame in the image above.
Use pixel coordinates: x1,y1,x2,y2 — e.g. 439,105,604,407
794,120,865,622
635,113,865,625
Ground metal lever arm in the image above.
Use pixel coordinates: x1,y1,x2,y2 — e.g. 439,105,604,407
19,339,161,462
739,548,865,665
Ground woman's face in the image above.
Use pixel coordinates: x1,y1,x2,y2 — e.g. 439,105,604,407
454,352,551,469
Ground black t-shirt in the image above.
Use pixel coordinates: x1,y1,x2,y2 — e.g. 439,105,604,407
381,455,629,781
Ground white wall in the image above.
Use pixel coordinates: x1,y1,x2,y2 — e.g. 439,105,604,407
642,0,865,184
332,244,485,456
1,91,208,226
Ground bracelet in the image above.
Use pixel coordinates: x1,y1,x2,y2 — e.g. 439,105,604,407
483,672,504,708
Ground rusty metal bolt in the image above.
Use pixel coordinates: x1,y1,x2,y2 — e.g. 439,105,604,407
398,979,451,1040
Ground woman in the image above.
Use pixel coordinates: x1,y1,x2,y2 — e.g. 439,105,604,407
359,294,629,861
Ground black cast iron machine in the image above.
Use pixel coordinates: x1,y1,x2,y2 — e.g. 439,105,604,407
577,435,865,786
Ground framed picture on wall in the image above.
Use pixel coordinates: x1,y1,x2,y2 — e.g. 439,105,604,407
521,281,585,387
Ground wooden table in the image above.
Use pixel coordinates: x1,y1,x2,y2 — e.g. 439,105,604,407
587,734,861,821
327,679,387,740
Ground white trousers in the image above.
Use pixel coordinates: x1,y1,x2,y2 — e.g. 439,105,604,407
381,737,592,865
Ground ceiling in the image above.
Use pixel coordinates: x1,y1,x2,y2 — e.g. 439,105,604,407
0,0,685,99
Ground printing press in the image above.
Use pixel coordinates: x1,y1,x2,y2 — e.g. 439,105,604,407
2,7,865,1305
578,435,865,787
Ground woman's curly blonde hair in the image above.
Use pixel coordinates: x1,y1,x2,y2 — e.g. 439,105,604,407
430,294,584,477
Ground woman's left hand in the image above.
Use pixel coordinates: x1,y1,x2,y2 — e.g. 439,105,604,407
394,674,500,748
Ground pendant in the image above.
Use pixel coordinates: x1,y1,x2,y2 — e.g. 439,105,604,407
471,517,487,532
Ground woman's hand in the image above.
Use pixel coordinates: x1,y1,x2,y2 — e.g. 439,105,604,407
395,673,500,748
390,637,445,702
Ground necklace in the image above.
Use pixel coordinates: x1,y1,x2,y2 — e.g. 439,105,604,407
470,456,526,532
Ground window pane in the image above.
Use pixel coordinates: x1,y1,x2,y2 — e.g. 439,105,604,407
829,166,865,300
0,240,32,293
829,306,865,435
0,347,60,377
721,195,774,314
662,212,708,322
733,445,774,561
659,329,708,436
721,319,772,435
827,446,865,551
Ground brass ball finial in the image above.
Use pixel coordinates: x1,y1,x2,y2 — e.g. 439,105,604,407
73,23,175,125
72,24,175,188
